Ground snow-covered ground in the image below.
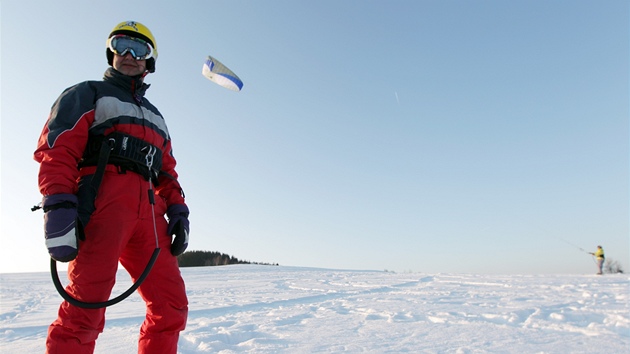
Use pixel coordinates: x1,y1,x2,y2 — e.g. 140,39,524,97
1,265,628,353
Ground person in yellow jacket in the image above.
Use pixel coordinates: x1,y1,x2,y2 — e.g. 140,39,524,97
589,245,605,275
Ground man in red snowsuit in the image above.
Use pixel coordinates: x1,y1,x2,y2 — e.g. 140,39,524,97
34,21,189,354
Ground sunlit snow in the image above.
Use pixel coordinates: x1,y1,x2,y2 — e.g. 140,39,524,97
1,265,628,353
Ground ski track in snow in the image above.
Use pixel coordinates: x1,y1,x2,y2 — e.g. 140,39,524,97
1,265,628,353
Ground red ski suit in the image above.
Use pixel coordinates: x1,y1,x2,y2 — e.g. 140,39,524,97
34,68,188,354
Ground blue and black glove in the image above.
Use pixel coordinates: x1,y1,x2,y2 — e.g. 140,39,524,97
167,204,189,256
42,194,84,262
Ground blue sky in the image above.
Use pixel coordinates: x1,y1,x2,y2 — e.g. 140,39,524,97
1,0,628,274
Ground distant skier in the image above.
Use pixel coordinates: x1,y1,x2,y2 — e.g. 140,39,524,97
589,246,605,275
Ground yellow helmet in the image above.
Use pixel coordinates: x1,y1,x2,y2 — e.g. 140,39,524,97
106,21,158,73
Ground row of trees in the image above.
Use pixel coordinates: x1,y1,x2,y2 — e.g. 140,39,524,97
177,250,278,268
176,251,624,273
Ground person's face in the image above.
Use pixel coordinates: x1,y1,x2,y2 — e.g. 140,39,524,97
112,53,147,77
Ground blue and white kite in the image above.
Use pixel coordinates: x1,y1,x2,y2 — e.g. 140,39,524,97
202,55,243,92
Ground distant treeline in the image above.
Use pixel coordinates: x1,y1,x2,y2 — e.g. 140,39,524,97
177,250,278,267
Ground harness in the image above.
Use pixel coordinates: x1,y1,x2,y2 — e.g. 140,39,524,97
79,131,163,184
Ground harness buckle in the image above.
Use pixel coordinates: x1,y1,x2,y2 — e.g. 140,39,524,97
141,145,157,170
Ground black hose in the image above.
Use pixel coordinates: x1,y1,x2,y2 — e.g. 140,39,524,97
51,248,161,309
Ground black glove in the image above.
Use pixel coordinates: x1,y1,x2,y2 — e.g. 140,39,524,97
42,194,84,262
167,204,189,256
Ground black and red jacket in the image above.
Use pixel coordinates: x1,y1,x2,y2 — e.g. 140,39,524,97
34,68,185,208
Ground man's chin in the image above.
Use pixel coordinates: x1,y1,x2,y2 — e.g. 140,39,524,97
120,68,142,76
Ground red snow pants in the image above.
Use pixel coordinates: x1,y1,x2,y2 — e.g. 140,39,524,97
46,168,188,354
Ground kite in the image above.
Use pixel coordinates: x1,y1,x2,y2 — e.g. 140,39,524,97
202,55,243,92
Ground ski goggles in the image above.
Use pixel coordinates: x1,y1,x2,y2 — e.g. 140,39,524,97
107,35,154,60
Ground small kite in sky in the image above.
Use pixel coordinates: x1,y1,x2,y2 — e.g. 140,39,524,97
202,55,243,92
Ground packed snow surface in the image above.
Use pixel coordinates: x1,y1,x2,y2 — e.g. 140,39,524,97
1,265,628,353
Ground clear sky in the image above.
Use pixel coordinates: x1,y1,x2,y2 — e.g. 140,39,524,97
1,0,628,274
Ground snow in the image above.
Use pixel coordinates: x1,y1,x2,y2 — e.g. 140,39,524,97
1,265,628,353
